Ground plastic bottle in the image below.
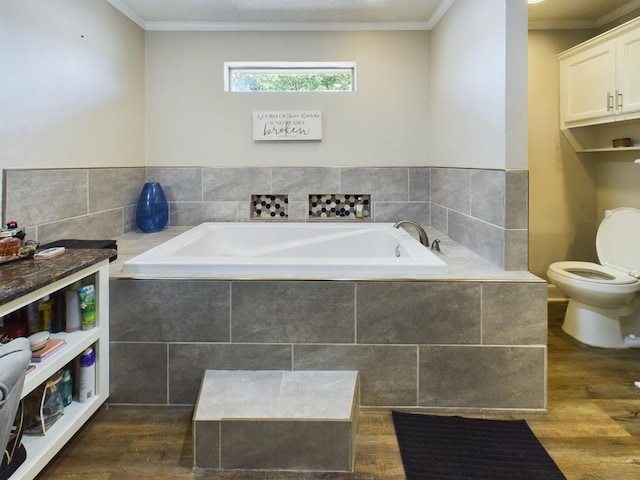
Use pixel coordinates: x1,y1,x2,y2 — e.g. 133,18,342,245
77,347,95,403
65,282,82,332
60,368,73,407
78,285,96,330
26,301,40,335
38,295,52,332
51,291,65,333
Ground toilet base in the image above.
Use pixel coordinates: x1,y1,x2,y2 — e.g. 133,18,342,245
562,299,631,349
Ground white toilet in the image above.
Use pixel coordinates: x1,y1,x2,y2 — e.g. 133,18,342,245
547,207,640,348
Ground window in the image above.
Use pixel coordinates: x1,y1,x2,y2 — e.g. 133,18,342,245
224,62,356,92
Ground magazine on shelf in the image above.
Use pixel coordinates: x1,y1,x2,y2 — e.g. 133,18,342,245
31,338,66,362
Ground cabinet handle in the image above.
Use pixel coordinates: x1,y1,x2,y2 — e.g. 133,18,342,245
607,92,614,111
617,90,623,110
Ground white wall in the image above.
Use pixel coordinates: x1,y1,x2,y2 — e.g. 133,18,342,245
0,0,145,171
528,30,599,279
429,0,527,170
144,30,431,167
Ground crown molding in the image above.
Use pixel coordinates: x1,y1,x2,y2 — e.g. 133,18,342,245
144,21,435,31
107,0,455,32
106,0,145,29
596,0,640,27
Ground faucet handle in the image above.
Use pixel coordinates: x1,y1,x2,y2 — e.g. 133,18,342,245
431,239,441,252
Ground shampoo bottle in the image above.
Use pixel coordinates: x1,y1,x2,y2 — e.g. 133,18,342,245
78,285,96,330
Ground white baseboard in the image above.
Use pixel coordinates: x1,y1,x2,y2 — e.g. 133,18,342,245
547,284,568,302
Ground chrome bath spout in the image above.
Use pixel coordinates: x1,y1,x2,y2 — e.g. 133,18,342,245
393,220,429,248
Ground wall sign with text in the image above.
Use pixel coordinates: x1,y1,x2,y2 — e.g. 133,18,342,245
252,111,322,141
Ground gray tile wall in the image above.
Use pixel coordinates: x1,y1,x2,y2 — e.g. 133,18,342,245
109,278,547,412
3,166,528,270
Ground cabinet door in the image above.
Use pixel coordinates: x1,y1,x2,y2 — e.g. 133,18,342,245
616,29,640,115
560,40,616,125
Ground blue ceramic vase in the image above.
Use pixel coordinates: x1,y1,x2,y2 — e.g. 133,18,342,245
136,182,168,233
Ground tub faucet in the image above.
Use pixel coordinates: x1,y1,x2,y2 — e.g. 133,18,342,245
393,220,429,248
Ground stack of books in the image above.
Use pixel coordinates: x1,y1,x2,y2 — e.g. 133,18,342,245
31,338,66,363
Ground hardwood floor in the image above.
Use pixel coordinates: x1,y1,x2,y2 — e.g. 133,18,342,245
37,302,640,479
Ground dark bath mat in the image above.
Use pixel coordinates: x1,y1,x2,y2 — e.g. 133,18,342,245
392,411,566,480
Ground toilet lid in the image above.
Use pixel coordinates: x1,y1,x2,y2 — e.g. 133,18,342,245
596,207,640,277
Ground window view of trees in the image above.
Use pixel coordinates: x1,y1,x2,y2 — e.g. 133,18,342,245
230,69,353,92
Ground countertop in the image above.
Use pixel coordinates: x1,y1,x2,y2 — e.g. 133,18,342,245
0,249,114,306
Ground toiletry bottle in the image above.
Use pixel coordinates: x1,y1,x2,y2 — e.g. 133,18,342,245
60,368,73,407
26,301,40,335
38,295,52,332
77,347,95,403
78,285,96,330
65,282,82,332
51,291,65,333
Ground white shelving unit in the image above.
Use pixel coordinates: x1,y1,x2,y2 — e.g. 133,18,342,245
0,259,109,480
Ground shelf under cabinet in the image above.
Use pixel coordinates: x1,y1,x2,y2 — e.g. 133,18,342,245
561,119,640,153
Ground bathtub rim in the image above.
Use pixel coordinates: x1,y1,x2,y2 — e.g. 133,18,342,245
121,222,448,281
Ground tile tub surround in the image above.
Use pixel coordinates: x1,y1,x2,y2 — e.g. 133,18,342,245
193,370,359,471
3,166,528,270
109,230,546,412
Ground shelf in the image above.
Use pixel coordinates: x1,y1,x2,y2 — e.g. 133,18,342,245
10,396,105,480
561,118,640,153
0,256,110,480
22,329,101,397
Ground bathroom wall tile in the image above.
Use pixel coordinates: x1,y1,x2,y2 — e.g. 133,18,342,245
221,420,353,471
340,168,408,202
89,167,145,213
482,283,547,345
272,168,340,202
5,169,88,227
232,281,355,344
110,279,230,342
505,229,529,271
430,203,448,234
506,170,528,229
373,202,430,226
287,201,308,222
409,168,430,201
168,343,292,404
448,210,504,268
147,167,203,202
294,345,417,407
169,201,238,226
123,204,137,233
430,168,471,214
37,209,123,244
109,342,168,404
203,167,271,201
357,282,481,344
419,346,546,409
470,170,505,227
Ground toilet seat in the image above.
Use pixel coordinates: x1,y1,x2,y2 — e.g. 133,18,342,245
548,261,639,285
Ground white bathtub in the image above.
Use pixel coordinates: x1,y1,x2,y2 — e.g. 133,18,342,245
123,222,447,280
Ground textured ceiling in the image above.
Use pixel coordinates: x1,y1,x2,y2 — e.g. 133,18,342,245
107,0,640,30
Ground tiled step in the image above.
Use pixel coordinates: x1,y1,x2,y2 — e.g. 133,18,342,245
193,370,360,472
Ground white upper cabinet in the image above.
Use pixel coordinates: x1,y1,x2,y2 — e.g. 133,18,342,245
559,17,640,128
617,28,640,116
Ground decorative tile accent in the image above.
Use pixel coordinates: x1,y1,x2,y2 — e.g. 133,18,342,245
308,194,370,219
251,194,288,219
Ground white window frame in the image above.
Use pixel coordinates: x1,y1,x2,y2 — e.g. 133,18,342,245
224,61,357,92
